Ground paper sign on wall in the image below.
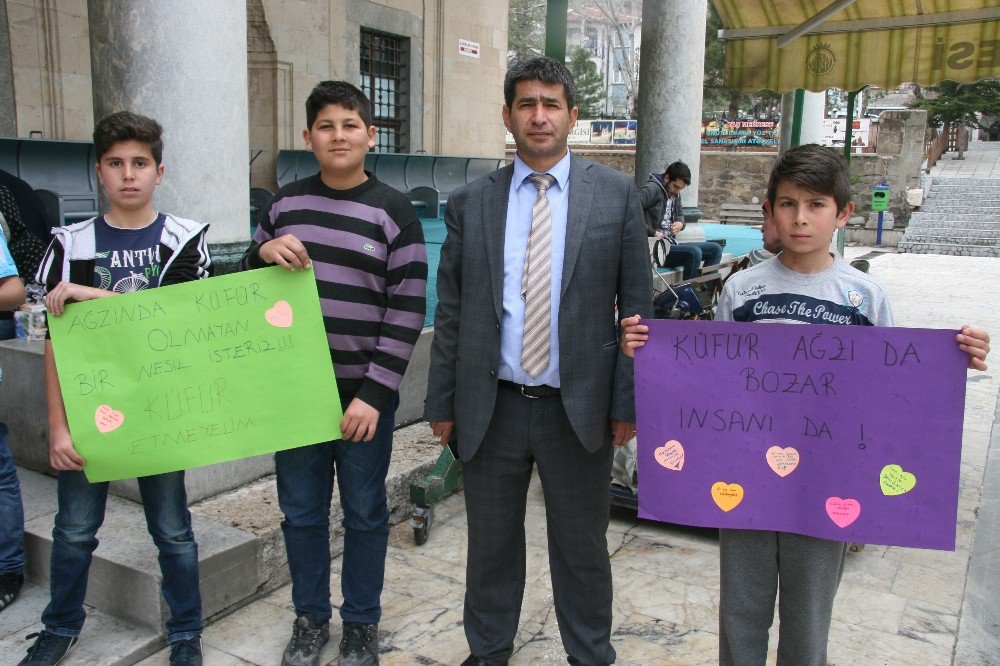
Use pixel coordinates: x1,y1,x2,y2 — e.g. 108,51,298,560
459,39,480,58
49,267,343,482
635,320,967,551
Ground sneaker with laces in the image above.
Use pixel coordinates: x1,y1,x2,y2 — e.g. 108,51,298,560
339,622,378,666
0,572,24,612
169,636,203,666
281,614,330,666
18,630,78,665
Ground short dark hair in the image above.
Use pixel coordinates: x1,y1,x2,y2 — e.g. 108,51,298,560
306,80,373,129
664,161,691,185
93,112,164,164
767,144,852,212
504,56,577,110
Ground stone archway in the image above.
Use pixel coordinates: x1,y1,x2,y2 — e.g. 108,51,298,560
247,0,291,192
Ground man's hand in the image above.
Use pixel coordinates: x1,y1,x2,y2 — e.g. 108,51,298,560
620,314,649,358
430,421,454,447
49,429,85,471
654,231,664,239
341,398,380,442
45,281,105,316
958,325,990,371
670,221,684,234
611,420,635,448
259,235,312,271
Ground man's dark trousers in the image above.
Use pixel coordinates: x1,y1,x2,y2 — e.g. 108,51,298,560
463,387,615,666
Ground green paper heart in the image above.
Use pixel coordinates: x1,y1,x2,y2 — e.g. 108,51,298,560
880,464,916,496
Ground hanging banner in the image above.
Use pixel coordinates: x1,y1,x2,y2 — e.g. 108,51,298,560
635,319,967,550
49,267,342,482
702,119,780,147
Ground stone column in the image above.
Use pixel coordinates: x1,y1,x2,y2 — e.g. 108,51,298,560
635,0,707,222
0,1,16,135
779,90,825,152
87,1,249,271
799,91,825,145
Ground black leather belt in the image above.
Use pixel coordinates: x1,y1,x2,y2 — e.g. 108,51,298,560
499,379,560,399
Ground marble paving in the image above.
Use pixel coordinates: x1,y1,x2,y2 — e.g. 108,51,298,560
6,249,999,665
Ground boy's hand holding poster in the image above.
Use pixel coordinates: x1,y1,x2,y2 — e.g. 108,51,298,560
50,267,343,482
634,320,967,550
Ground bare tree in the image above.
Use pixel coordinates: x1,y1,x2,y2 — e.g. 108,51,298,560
578,0,641,115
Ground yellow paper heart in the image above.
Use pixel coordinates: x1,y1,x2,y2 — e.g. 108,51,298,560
711,482,744,512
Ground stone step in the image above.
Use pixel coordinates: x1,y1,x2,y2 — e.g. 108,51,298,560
13,423,442,663
909,213,1000,225
0,580,162,666
20,469,263,634
897,242,1000,257
901,233,1000,246
902,225,1000,236
921,204,1000,214
931,178,1000,187
925,194,1000,202
907,223,1000,233
902,226,999,235
929,186,1000,195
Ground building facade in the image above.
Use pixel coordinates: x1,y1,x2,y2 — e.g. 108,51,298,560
2,0,509,191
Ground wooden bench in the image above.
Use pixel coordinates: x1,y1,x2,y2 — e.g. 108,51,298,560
719,203,765,225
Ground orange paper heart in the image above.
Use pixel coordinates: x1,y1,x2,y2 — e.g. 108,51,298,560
95,404,125,433
711,482,744,512
654,440,685,471
265,300,293,328
765,446,800,477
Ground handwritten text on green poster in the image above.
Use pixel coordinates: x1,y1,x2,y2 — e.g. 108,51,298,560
49,267,342,482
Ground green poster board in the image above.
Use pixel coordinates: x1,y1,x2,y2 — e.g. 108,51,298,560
49,267,343,482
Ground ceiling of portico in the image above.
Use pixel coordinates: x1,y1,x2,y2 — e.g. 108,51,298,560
713,0,1000,92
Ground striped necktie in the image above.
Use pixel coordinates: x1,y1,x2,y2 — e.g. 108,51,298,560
521,173,555,378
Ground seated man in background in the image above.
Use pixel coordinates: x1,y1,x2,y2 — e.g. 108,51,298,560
747,203,782,266
640,160,722,279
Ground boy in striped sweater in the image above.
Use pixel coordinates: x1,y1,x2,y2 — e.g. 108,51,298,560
239,81,426,666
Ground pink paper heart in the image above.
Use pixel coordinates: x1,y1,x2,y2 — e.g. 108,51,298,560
766,446,799,477
265,300,293,328
654,440,685,471
95,404,125,433
825,497,861,528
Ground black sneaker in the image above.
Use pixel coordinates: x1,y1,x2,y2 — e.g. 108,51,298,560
339,622,378,666
281,614,330,666
169,636,203,666
0,571,24,611
18,630,78,665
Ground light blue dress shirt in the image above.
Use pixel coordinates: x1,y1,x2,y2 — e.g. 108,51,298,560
498,151,571,387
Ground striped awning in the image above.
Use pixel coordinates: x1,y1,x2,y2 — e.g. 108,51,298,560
713,1,1000,93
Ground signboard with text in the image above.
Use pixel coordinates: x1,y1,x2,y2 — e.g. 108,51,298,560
49,267,343,482
635,320,966,550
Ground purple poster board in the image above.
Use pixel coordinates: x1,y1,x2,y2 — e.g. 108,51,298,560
635,320,967,551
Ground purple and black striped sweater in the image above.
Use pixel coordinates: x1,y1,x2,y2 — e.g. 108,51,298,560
240,173,427,412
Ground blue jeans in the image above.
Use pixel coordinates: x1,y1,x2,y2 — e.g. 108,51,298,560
663,241,724,280
41,470,202,643
0,423,25,575
276,394,398,625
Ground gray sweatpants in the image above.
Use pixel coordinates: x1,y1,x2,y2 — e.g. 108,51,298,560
719,529,848,666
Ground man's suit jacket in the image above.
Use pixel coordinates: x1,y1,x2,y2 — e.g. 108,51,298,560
425,154,653,461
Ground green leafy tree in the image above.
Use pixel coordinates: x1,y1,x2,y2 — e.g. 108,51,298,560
703,3,780,120
508,0,546,61
567,47,605,117
910,79,1000,131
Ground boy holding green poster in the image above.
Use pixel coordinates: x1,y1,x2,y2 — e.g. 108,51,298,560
22,112,211,666
239,81,427,666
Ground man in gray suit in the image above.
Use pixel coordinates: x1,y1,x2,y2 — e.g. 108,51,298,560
425,57,652,666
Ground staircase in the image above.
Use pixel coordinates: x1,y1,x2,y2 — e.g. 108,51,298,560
899,144,1000,257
